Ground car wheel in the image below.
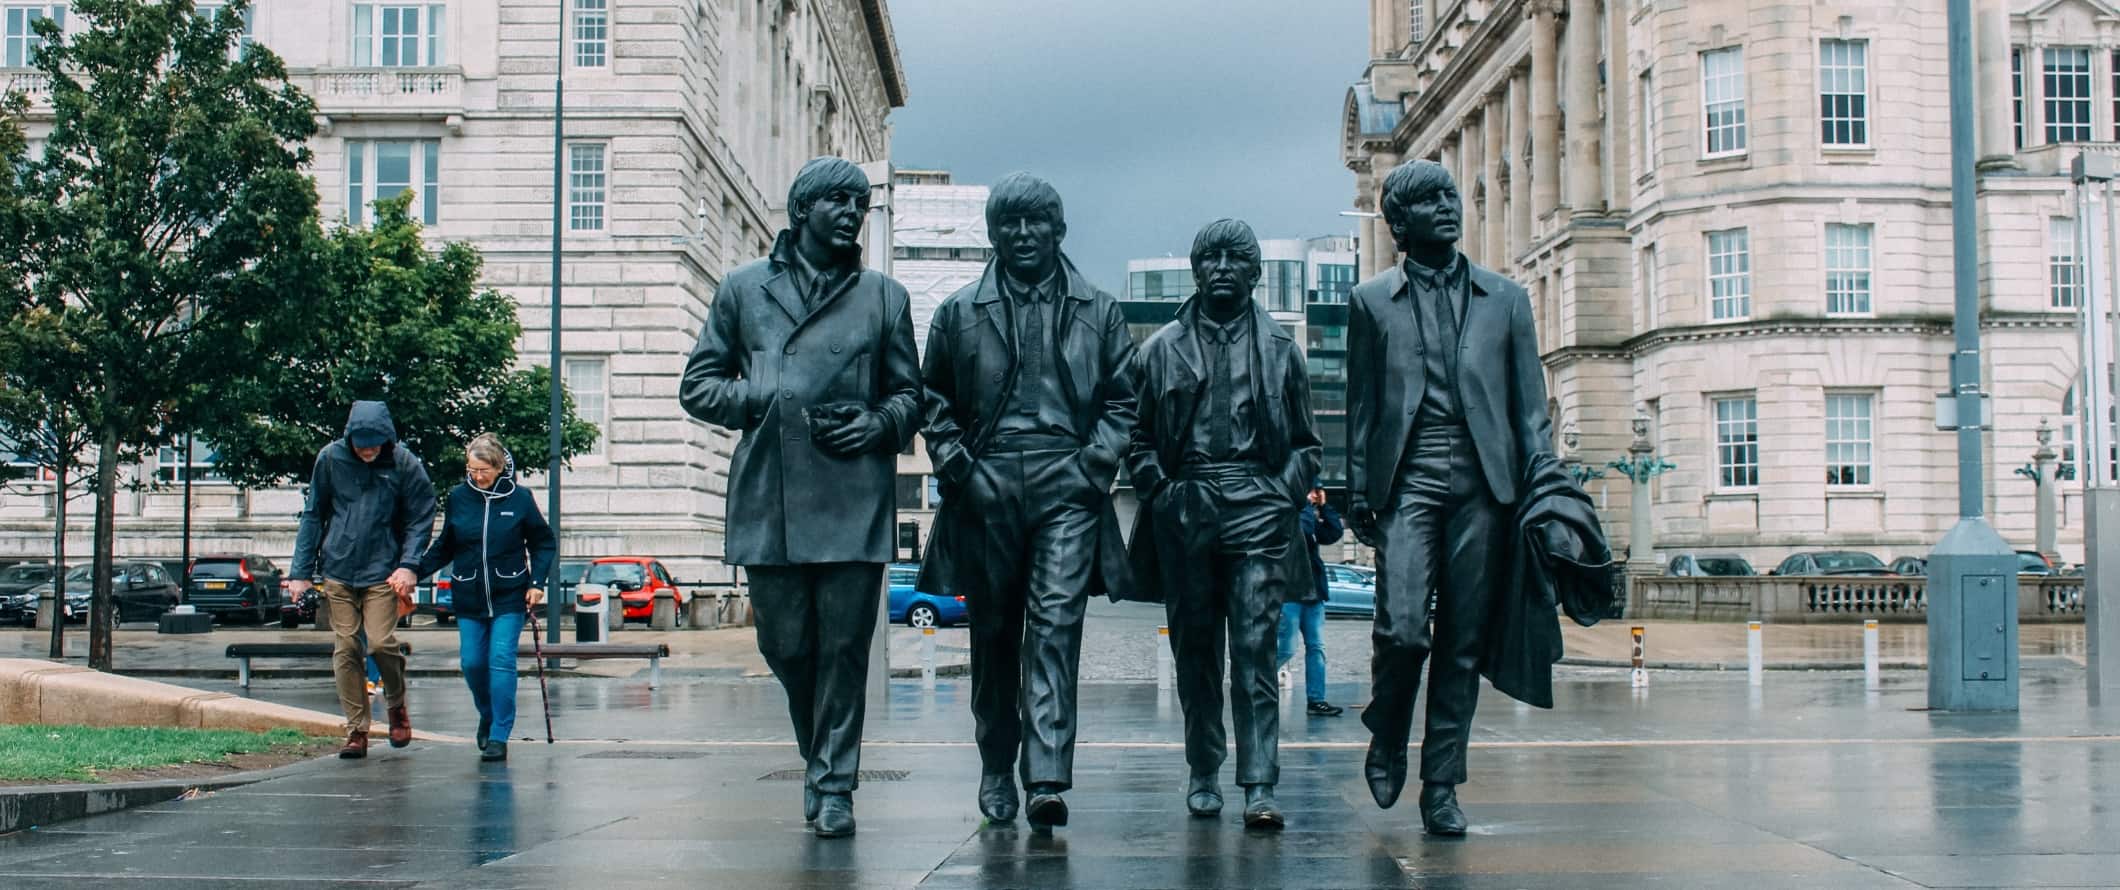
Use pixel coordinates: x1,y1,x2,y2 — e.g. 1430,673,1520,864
907,603,939,629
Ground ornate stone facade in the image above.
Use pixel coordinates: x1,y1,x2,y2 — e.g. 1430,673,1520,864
1346,0,2111,569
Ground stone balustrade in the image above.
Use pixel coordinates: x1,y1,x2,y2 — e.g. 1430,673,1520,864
1627,574,2085,624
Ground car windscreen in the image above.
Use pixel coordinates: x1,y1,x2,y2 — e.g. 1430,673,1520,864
1814,553,1884,571
0,565,50,583
1696,558,1753,576
585,563,646,585
189,561,248,579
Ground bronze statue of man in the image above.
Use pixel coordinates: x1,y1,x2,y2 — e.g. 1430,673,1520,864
1125,219,1321,830
919,172,1138,831
679,156,922,839
1346,159,1558,835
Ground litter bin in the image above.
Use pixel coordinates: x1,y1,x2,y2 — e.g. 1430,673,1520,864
573,584,608,643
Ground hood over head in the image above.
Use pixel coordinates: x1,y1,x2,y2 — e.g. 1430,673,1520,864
344,401,397,450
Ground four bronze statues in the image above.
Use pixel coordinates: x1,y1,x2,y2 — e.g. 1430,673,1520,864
683,156,1609,840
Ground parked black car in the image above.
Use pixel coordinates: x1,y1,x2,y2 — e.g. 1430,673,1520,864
1888,556,1927,576
1771,551,1892,576
0,562,56,625
184,554,286,624
1892,551,2055,577
38,562,182,627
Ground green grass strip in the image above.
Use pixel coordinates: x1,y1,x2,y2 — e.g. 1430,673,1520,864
0,725,322,783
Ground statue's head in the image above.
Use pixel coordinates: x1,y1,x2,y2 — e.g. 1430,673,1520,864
787,156,871,263
985,172,1067,282
1379,159,1461,255
1189,218,1262,318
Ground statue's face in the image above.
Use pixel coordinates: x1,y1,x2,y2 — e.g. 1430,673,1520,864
1192,246,1261,316
1387,181,1462,252
993,212,1064,280
795,185,870,257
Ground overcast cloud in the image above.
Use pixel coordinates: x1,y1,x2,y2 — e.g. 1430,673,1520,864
885,0,1369,291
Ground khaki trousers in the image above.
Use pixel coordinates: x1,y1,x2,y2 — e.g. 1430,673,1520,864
324,580,408,734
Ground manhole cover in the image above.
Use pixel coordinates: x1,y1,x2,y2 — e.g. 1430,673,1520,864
581,750,709,760
757,769,909,782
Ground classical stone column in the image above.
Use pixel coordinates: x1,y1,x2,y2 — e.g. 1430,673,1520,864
1483,92,1508,266
1603,0,1629,207
1462,115,1485,265
1529,1,1561,223
2024,42,2045,147
1563,0,1605,217
1507,70,1533,251
1976,0,2018,167
1627,409,1656,574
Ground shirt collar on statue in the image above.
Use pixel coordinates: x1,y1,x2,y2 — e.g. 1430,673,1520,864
1402,253,1464,295
1196,308,1252,346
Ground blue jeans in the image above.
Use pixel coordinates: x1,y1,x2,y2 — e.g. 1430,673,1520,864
1277,600,1327,704
457,610,527,744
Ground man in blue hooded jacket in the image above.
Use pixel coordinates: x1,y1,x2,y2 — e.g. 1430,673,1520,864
287,401,437,759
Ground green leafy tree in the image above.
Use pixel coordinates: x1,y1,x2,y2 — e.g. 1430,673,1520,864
2,0,319,670
202,192,600,494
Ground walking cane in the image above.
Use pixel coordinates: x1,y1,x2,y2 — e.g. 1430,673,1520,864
525,608,555,744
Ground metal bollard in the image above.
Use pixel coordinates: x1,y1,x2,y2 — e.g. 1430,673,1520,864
1863,619,1881,690
1630,625,1648,688
1156,625,1174,690
1747,621,1764,686
921,626,937,688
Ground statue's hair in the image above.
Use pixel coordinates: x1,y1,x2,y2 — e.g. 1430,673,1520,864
787,156,870,224
1189,218,1261,266
1379,159,1456,229
985,172,1066,232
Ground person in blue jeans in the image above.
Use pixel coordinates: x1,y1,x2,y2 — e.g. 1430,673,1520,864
415,434,556,762
1278,482,1344,716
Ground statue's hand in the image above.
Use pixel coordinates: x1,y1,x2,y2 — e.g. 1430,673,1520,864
814,410,885,456
1349,504,1382,548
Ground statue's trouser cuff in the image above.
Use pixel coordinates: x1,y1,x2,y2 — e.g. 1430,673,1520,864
1365,425,1507,786
748,562,884,794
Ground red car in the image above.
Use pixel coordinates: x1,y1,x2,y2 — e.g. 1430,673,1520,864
578,556,685,622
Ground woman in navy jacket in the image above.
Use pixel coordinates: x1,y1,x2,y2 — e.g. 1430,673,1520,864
416,434,556,762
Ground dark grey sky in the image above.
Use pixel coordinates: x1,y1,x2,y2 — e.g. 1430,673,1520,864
885,0,1369,292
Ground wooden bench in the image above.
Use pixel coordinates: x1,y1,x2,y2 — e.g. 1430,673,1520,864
518,642,670,689
225,641,412,689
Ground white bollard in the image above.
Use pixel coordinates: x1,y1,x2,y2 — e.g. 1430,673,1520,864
1156,625,1174,690
920,626,937,688
1747,621,1764,686
1863,619,1881,690
1630,625,1648,688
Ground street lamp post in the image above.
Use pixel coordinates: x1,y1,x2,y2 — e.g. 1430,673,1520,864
544,0,566,660
1606,409,1674,574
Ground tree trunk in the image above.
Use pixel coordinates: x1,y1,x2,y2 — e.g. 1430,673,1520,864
89,426,118,672
46,453,67,659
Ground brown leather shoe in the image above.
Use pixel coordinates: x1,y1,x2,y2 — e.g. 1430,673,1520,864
387,705,412,748
338,730,369,759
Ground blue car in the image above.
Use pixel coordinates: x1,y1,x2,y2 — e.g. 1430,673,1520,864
1319,563,1377,619
887,563,966,628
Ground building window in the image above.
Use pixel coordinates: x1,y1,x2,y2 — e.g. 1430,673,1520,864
572,0,606,68
894,474,924,511
1706,228,1751,320
194,0,255,48
1312,263,1355,304
567,142,605,232
2,3,63,67
2044,47,2092,144
1260,260,1304,313
1825,223,1873,315
1714,396,1759,489
1408,0,1424,45
2063,386,2079,481
1700,47,1747,157
345,139,440,226
2012,48,2024,150
155,439,221,484
2052,217,2082,309
1818,39,1868,147
1637,245,1657,331
351,1,444,68
2113,50,2119,142
562,356,607,455
1128,269,1195,302
1824,393,1873,487
1639,68,1657,174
